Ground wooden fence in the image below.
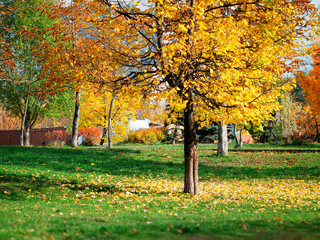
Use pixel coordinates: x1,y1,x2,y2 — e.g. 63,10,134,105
0,127,67,146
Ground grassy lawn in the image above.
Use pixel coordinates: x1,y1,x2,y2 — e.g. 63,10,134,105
0,144,319,239
192,142,320,150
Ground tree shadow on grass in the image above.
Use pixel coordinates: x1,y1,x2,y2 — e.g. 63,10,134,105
0,146,319,182
43,214,320,240
0,171,128,201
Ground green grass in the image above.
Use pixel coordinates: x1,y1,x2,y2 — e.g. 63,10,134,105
0,144,319,239
193,142,320,150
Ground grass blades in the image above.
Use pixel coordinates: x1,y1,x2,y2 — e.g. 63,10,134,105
0,144,319,239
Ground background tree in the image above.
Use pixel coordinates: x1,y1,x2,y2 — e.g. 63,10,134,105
38,0,98,147
0,0,59,145
277,93,299,143
299,45,320,114
80,83,146,147
0,106,20,130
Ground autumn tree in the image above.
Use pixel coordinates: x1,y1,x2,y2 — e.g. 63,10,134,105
295,105,320,142
277,93,299,143
296,45,320,142
299,45,320,115
86,0,319,195
38,0,100,147
80,83,146,147
0,106,20,130
0,0,59,145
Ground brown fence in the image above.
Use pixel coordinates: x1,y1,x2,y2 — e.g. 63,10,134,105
0,127,67,146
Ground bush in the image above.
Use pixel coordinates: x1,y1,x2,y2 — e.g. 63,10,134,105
127,128,165,144
78,128,103,146
45,130,68,146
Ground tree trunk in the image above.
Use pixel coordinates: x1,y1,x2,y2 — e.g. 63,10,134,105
171,125,177,145
217,122,228,156
234,124,239,147
268,127,278,143
107,94,115,148
100,126,107,145
184,99,198,195
23,116,32,146
314,117,320,142
235,127,243,149
19,94,30,146
238,129,243,148
71,90,81,147
19,118,25,146
24,125,31,146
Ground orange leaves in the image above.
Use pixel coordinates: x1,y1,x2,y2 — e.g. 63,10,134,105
38,0,99,94
78,128,103,145
299,45,320,115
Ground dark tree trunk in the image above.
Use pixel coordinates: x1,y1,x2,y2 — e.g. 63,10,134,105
268,128,278,143
19,94,30,146
171,125,178,145
100,126,107,145
217,122,228,156
315,117,319,143
184,99,198,195
71,90,81,147
108,94,115,148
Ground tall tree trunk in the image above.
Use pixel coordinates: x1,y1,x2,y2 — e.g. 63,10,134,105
184,99,198,195
23,115,32,146
71,90,81,147
234,124,239,147
100,126,107,145
171,125,178,145
19,94,30,146
238,129,243,148
315,117,319,143
107,94,115,148
24,124,31,146
217,122,228,156
235,127,243,149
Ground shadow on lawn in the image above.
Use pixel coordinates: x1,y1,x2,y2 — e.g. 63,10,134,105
44,213,320,240
0,146,319,181
0,171,125,201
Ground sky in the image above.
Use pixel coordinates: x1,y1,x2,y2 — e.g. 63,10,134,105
312,0,320,6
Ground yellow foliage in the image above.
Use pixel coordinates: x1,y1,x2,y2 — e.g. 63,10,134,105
80,84,145,143
82,0,318,127
127,128,165,144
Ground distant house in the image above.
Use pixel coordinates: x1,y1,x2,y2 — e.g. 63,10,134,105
128,119,164,131
128,119,150,131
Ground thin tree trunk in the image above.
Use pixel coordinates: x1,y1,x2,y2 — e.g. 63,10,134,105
217,122,228,156
234,125,243,148
71,90,81,147
315,117,319,143
234,124,239,147
24,123,31,146
19,94,30,146
107,93,115,148
268,128,278,143
100,126,107,145
171,125,177,145
238,129,243,148
184,99,198,195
